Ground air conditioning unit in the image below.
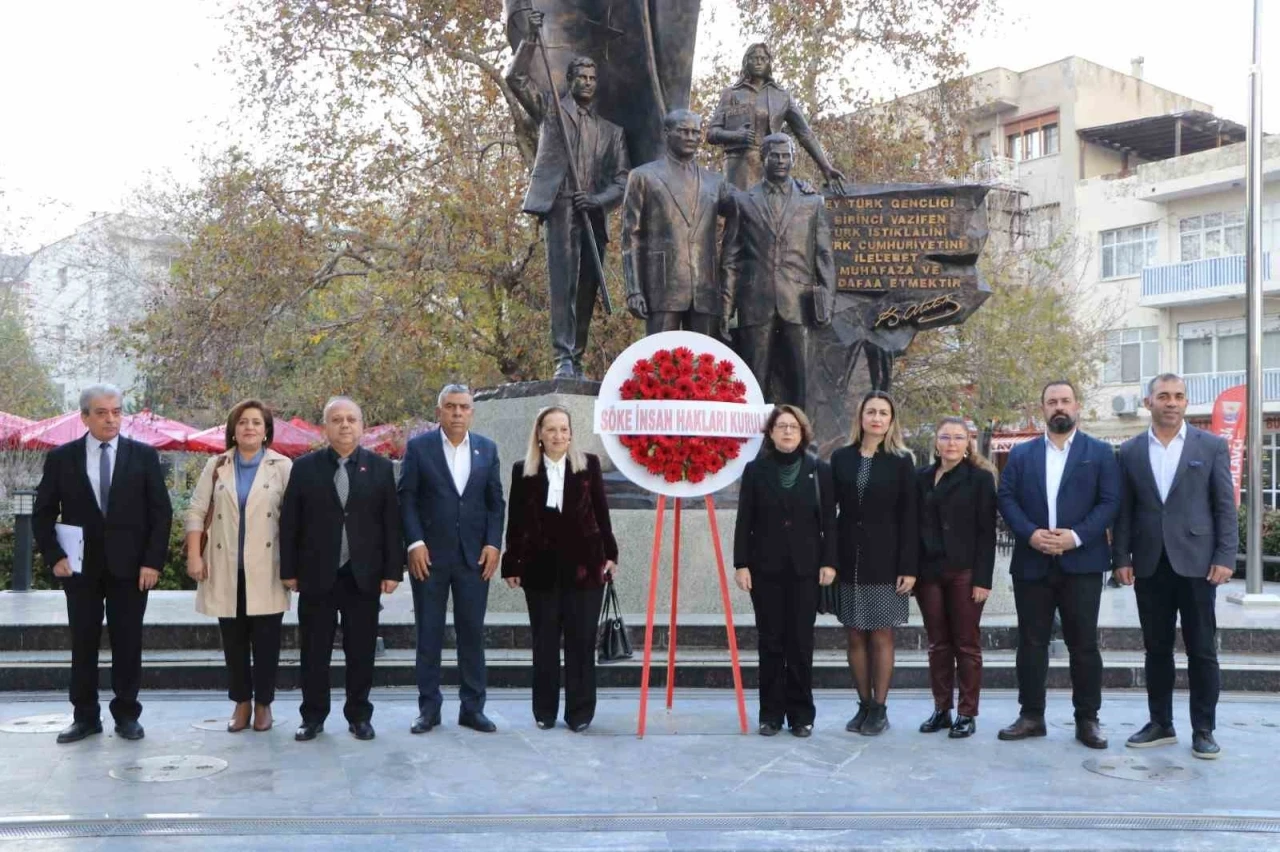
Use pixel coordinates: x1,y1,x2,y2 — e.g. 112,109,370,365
1111,394,1142,416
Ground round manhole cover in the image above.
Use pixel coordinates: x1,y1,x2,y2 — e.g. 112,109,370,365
0,714,74,734
109,755,228,783
1083,755,1199,782
191,716,294,732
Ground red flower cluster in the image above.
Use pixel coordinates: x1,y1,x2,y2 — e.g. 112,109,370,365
618,347,748,484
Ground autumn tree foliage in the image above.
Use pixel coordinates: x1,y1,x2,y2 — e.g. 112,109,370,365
131,0,998,422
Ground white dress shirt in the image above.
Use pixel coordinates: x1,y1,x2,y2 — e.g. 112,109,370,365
1044,430,1082,547
1148,421,1187,503
544,455,567,511
442,431,472,496
407,430,473,554
85,434,119,511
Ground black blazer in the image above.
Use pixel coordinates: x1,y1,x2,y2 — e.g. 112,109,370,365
831,444,918,584
500,454,619,591
733,452,836,577
915,462,998,589
279,446,402,595
33,434,172,579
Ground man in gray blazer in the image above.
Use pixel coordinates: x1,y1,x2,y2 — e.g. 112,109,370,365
1111,372,1237,760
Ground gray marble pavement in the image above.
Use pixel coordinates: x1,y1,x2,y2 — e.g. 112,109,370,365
0,687,1278,850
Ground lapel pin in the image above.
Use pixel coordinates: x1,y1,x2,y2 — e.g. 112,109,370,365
360,466,368,473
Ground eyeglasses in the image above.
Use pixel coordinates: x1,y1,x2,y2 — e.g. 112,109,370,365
772,423,801,433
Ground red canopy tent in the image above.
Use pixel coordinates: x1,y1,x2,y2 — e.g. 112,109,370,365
129,410,200,443
187,418,324,458
288,417,323,438
359,421,436,458
0,412,34,449
19,411,186,451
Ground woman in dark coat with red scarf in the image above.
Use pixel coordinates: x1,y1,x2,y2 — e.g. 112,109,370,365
502,406,618,732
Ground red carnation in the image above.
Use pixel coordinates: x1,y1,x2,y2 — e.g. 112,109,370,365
717,359,735,377
675,377,696,396
698,353,716,368
659,361,680,381
653,349,672,364
621,379,641,399
663,464,684,483
687,464,707,484
633,358,653,376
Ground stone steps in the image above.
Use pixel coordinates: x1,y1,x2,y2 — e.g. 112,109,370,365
2,646,1277,692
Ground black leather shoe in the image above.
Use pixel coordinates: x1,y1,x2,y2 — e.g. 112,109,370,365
845,702,869,733
568,721,591,733
790,724,813,738
294,722,324,741
949,715,976,739
919,709,953,733
56,719,102,744
114,719,145,741
1126,721,1178,748
1075,718,1108,750
458,711,497,733
998,714,1047,741
860,702,889,736
349,721,375,741
410,712,442,734
1192,730,1221,760
535,719,556,730
758,722,781,737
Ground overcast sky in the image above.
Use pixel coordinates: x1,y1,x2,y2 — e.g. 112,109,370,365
1,0,1276,252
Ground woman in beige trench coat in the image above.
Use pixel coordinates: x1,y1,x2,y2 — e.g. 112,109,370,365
185,400,293,732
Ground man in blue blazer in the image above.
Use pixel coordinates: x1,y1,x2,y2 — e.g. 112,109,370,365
1112,373,1236,760
400,384,506,734
997,380,1120,749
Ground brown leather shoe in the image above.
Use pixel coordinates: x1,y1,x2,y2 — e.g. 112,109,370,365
227,701,251,733
997,714,1047,741
252,703,273,732
1075,718,1108,749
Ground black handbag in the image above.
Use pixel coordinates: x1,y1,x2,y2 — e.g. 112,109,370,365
812,456,840,616
597,578,633,663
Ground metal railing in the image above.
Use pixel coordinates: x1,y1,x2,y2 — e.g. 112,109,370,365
1141,252,1274,300
968,156,1019,187
1182,369,1280,405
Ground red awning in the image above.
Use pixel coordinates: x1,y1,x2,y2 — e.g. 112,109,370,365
288,417,323,437
187,418,324,458
129,410,200,442
19,411,186,451
359,421,436,459
0,412,34,449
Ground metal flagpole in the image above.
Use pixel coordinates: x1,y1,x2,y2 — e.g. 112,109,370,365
1231,0,1280,606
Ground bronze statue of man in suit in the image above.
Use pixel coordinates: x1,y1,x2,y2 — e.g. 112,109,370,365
723,133,835,410
506,10,630,379
706,44,844,191
621,109,734,336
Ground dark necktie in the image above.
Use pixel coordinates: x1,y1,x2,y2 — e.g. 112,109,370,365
335,457,350,566
98,443,111,515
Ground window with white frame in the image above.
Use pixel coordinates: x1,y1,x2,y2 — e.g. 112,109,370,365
1179,316,1280,374
1179,211,1245,261
1104,327,1159,385
1101,223,1158,279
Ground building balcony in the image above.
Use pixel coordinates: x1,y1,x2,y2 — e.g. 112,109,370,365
1183,370,1280,406
968,156,1019,187
1140,253,1276,307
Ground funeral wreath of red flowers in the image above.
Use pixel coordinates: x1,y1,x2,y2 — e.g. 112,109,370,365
617,346,749,485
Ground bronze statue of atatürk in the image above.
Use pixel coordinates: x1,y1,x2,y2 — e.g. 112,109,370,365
620,109,733,336
722,133,834,410
506,9,630,379
707,43,845,191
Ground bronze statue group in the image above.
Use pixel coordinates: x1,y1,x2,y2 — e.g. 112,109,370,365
29,25,1237,763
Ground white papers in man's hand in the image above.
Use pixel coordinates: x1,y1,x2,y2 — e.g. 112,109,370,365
53,524,84,574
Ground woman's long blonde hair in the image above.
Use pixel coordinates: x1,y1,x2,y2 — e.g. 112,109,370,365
523,405,586,477
848,390,909,456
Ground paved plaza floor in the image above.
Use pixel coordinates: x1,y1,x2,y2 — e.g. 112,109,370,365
0,687,1278,850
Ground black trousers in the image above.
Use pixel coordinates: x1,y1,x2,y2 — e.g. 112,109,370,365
298,570,380,726
218,568,284,705
524,583,605,726
64,569,148,724
749,571,819,727
545,197,601,371
1012,568,1103,720
737,318,808,410
1135,553,1220,732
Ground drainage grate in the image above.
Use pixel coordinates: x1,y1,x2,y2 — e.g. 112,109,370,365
0,811,1276,839
1083,756,1199,783
0,714,74,734
109,755,229,783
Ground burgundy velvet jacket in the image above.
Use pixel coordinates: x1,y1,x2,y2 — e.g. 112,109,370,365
500,453,619,590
